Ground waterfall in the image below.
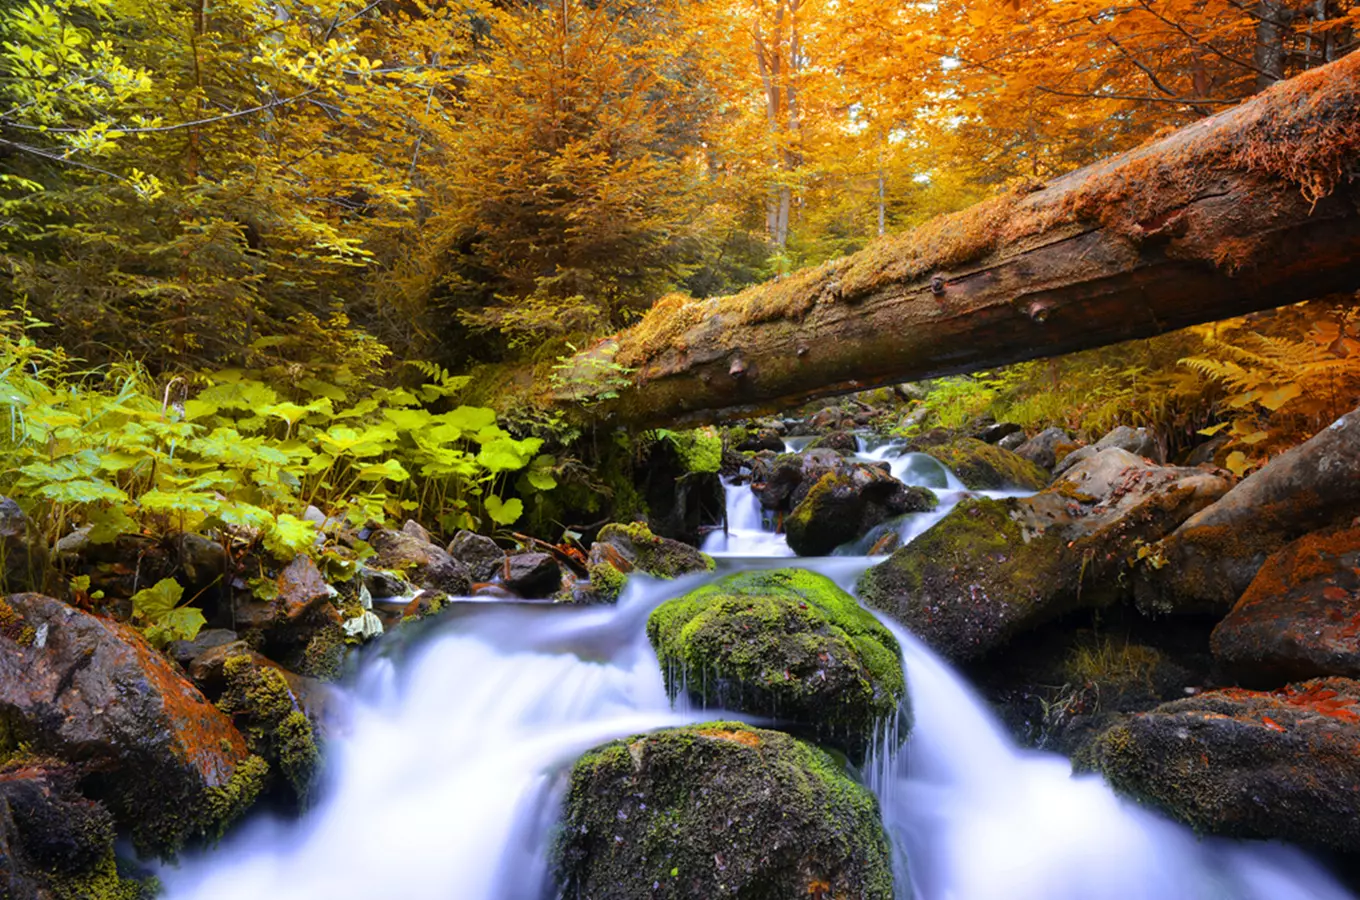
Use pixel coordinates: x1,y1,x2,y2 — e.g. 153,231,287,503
159,448,1356,900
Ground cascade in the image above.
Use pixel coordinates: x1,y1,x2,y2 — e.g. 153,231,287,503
161,445,1355,900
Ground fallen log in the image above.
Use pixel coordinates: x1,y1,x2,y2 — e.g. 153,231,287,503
549,51,1360,427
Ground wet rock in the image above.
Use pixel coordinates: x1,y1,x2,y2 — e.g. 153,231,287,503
215,652,319,806
749,447,848,513
446,530,503,582
1014,427,1072,470
166,627,239,669
809,407,853,431
859,449,1233,661
276,555,335,621
1211,526,1360,685
1088,678,1360,851
359,565,409,601
784,468,937,557
913,437,1049,491
0,763,151,899
976,422,1024,444
0,499,44,593
400,519,433,544
582,523,713,603
176,533,227,588
734,429,785,453
805,430,859,454
1135,403,1360,615
369,528,472,597
556,722,894,900
0,594,259,855
648,569,907,759
500,552,561,598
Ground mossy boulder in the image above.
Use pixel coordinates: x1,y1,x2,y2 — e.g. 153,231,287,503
1014,427,1073,470
647,569,907,759
859,449,1233,662
749,448,847,513
915,437,1048,491
785,469,936,556
1210,526,1360,685
555,722,895,900
1134,402,1360,615
1086,678,1360,852
579,523,715,604
805,430,859,454
0,763,154,899
368,528,472,597
215,652,320,807
0,593,260,856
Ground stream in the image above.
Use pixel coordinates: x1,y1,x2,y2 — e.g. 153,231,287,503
160,442,1355,900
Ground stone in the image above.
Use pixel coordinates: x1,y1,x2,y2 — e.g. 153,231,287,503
369,528,472,597
1013,427,1072,470
1211,526,1360,685
785,469,937,557
0,594,258,855
585,523,713,602
555,723,894,900
976,422,1024,444
734,429,785,453
913,437,1049,491
176,533,227,587
276,555,335,622
1135,403,1360,615
648,569,907,759
805,430,859,454
165,627,239,669
1094,425,1165,463
446,530,504,582
859,449,1233,661
400,519,433,544
996,430,1026,452
1088,678,1360,852
500,552,561,598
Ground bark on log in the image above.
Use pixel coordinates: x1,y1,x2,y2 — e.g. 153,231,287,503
552,52,1360,427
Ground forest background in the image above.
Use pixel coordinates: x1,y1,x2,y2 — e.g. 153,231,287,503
3,0,1360,548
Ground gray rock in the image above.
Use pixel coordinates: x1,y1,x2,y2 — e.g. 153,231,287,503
177,533,226,586
369,528,472,597
400,519,433,544
1135,403,1360,615
860,449,1234,661
166,628,239,668
976,422,1023,444
501,552,561,598
996,430,1026,452
447,530,504,582
1013,427,1072,470
1094,425,1165,463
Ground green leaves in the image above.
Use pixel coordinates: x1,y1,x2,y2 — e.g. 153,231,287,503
263,514,318,560
130,577,205,648
484,494,524,526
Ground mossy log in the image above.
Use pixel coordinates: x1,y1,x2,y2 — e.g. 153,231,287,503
552,53,1360,426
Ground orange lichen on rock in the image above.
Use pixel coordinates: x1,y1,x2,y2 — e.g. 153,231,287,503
695,727,763,748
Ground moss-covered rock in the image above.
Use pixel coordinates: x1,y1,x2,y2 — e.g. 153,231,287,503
647,569,906,759
216,653,320,806
915,437,1049,491
555,722,895,900
577,522,714,604
1210,526,1360,685
0,763,155,900
805,430,859,454
785,469,936,557
0,593,258,857
859,449,1233,661
1086,678,1360,852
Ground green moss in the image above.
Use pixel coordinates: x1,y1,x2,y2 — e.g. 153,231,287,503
217,655,320,804
556,722,895,900
858,497,1074,661
585,561,628,603
203,754,269,838
595,522,713,579
300,622,346,680
647,569,906,759
920,437,1049,490
47,850,155,900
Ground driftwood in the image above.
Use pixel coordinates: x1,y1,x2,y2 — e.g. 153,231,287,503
548,51,1360,427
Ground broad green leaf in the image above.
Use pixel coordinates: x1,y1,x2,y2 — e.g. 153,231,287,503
263,513,318,559
37,478,128,504
1259,383,1302,412
145,607,206,648
87,504,138,544
484,494,523,526
444,406,497,432
131,577,184,622
356,459,411,482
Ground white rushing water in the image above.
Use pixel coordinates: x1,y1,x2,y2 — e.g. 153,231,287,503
162,446,1356,900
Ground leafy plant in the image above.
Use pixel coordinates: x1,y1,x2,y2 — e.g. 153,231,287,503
130,578,205,648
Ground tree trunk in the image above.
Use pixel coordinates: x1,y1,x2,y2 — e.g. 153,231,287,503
548,51,1360,428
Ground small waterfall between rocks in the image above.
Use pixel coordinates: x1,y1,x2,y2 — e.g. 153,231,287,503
159,444,1356,900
